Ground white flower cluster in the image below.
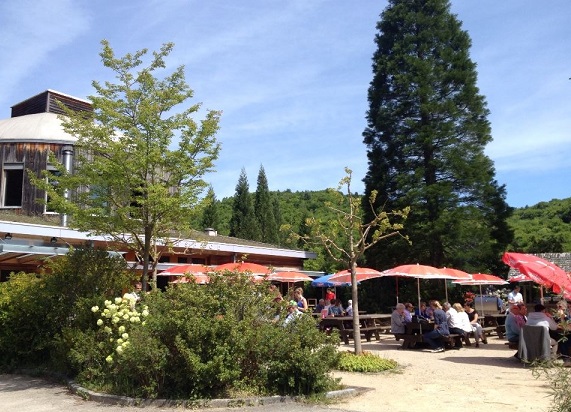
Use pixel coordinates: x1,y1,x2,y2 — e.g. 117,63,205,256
91,293,149,365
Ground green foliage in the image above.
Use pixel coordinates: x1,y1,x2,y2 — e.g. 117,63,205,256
255,165,280,244
70,272,340,399
0,247,133,370
508,198,571,253
336,351,398,373
229,168,260,240
361,0,512,273
30,40,221,289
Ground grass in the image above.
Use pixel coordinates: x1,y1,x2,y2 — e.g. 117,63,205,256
336,351,398,373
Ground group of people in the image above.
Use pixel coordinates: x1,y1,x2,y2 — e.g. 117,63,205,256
505,297,571,363
391,299,489,352
271,285,353,325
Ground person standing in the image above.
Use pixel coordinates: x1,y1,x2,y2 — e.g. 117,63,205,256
294,287,308,313
423,301,449,353
508,286,524,305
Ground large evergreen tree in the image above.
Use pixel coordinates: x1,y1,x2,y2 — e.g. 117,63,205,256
362,0,512,273
229,168,260,240
254,165,279,244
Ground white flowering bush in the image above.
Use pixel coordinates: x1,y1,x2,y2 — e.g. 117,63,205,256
91,293,149,365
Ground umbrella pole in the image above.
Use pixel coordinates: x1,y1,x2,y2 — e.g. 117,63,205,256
396,278,399,304
445,279,448,302
479,284,484,316
417,278,422,331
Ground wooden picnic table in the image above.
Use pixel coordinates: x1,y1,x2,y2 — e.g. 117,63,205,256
482,314,506,338
319,313,391,344
398,321,469,349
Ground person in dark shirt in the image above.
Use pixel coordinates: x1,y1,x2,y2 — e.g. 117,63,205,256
423,300,449,353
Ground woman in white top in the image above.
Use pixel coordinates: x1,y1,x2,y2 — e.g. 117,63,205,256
453,303,475,346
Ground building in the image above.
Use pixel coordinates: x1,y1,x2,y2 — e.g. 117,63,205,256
0,90,316,284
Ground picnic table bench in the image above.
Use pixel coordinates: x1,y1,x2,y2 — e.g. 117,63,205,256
399,321,470,349
482,314,506,339
319,314,390,344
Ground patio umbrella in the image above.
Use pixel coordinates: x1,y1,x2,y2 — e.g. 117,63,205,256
502,252,571,298
267,271,313,283
380,264,456,313
453,273,508,315
440,267,473,302
158,264,211,284
310,274,351,287
213,262,273,276
327,267,384,284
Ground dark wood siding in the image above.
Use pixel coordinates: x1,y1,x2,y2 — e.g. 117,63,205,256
11,90,92,118
0,142,69,215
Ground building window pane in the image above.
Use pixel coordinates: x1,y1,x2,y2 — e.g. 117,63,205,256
3,167,23,207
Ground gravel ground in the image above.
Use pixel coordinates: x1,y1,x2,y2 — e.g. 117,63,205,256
0,334,555,412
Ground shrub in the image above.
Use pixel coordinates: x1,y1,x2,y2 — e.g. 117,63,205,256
73,271,341,399
0,246,134,371
336,351,398,373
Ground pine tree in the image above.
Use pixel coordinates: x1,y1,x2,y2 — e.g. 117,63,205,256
362,0,513,272
229,168,260,240
254,165,279,244
201,186,220,231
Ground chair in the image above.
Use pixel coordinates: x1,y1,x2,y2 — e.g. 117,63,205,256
518,325,554,362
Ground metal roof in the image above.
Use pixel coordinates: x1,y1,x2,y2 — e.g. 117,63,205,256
0,112,77,143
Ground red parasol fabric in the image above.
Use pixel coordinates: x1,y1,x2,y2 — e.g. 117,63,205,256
267,271,313,283
214,262,273,276
502,252,571,297
327,267,384,284
159,264,211,284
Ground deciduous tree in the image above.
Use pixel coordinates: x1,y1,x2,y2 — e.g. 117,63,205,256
32,41,221,291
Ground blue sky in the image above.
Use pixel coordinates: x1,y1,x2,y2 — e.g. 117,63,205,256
1,1,570,208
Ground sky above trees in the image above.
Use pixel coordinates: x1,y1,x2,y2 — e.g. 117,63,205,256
1,1,569,208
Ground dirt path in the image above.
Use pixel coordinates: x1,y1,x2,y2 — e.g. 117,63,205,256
331,334,553,412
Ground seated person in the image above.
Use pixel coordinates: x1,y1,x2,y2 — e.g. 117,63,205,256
444,302,465,348
346,299,353,316
313,298,326,313
505,304,526,349
415,301,430,319
554,300,570,323
423,300,449,353
453,303,474,345
391,303,407,334
404,303,414,323
464,302,487,346
327,298,344,317
527,303,559,354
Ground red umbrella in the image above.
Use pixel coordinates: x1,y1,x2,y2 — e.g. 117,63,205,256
327,267,383,284
159,264,211,284
381,264,455,309
267,271,313,283
453,273,508,315
502,252,571,297
214,262,273,276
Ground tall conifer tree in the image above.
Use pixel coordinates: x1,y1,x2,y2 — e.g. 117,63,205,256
229,168,260,240
362,0,512,272
254,165,279,244
200,186,220,231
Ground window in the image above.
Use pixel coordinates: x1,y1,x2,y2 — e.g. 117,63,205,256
1,164,23,207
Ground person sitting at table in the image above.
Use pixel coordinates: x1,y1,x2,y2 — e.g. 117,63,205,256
453,303,475,346
526,303,559,355
444,302,465,348
294,287,308,313
346,299,353,316
313,298,326,314
554,300,570,323
404,303,414,323
283,300,303,326
415,301,430,320
505,304,527,354
423,300,449,353
328,298,344,317
390,303,407,334
464,302,488,346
